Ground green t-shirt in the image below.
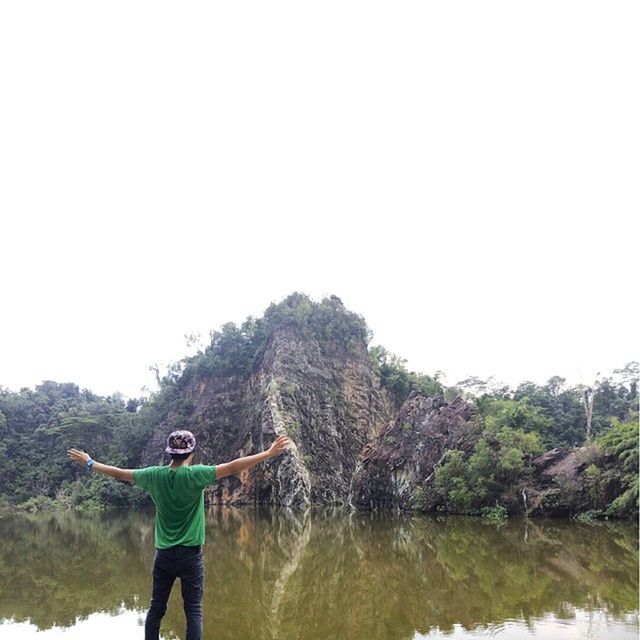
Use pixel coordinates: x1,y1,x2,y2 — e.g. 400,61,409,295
132,464,217,549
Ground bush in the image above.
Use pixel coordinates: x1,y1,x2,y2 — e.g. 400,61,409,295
574,510,607,524
434,416,543,515
479,505,508,521
17,495,63,513
596,417,639,518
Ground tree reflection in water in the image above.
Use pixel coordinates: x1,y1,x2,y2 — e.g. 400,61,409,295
0,508,637,640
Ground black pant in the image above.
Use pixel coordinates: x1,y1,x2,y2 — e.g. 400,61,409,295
144,544,204,640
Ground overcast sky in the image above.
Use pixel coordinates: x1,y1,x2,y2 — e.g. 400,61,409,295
1,2,637,398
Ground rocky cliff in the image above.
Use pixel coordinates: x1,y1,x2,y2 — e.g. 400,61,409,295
138,294,632,517
141,296,396,507
350,393,481,511
349,394,615,517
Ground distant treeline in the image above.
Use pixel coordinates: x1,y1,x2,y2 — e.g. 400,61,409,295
0,293,637,518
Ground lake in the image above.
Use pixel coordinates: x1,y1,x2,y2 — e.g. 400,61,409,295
0,508,637,639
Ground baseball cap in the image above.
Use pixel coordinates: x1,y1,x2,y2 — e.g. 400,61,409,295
165,429,196,455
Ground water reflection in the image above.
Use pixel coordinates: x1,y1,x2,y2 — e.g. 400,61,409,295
0,508,637,639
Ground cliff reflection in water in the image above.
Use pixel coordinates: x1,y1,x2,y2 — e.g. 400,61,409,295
0,508,637,639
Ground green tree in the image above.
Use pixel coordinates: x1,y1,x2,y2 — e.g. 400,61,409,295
434,401,545,515
369,345,442,401
596,417,639,518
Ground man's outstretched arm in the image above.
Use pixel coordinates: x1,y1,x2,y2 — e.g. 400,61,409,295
215,434,292,479
67,448,135,482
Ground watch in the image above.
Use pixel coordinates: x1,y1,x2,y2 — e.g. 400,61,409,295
85,459,94,471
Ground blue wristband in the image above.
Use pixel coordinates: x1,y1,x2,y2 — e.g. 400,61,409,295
85,459,94,471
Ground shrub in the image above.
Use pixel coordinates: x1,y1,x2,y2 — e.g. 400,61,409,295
597,417,639,518
479,505,508,521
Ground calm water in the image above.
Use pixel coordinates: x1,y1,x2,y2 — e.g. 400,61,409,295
0,508,637,640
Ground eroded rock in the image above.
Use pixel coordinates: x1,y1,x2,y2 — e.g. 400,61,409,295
350,393,481,511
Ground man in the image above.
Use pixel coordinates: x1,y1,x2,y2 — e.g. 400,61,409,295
67,430,292,640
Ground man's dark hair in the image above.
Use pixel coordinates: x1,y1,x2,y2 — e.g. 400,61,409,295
170,451,192,462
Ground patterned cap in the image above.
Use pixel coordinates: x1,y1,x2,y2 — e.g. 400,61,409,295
165,430,196,454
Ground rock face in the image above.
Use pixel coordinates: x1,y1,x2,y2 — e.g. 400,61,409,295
519,445,623,517
350,393,481,511
140,315,487,511
141,322,395,507
521,447,583,516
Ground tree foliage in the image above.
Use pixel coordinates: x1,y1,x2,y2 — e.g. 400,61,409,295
596,416,639,518
369,345,443,401
0,381,152,508
434,398,545,514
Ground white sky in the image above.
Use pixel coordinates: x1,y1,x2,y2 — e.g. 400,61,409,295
1,2,637,398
